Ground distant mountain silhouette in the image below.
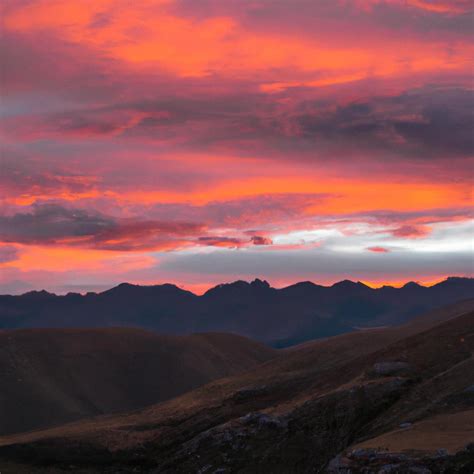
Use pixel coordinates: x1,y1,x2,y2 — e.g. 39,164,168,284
0,277,473,346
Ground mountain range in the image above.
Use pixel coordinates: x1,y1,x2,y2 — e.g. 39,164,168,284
1,299,472,473
1,277,473,346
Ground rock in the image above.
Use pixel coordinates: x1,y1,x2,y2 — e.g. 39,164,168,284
382,453,409,462
407,467,431,473
326,454,352,473
378,464,401,473
239,412,287,429
399,422,412,429
435,448,448,457
371,361,412,377
464,442,474,452
349,448,378,459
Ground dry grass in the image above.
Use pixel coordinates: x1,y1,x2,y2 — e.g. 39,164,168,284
353,410,474,454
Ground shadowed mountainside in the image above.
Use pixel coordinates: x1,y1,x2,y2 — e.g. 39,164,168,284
1,277,473,346
0,329,276,436
0,302,472,473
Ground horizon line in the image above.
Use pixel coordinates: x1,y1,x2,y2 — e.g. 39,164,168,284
3,275,472,298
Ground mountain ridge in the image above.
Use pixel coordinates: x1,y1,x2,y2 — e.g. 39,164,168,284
1,277,473,347
7,276,472,298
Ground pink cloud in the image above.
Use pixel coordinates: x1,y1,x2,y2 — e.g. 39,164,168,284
391,224,432,238
367,246,390,253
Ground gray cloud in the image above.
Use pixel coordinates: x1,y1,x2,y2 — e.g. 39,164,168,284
9,85,471,164
0,204,205,251
197,234,273,247
0,204,114,244
172,0,473,40
0,203,277,251
197,236,244,247
158,246,474,280
294,87,474,159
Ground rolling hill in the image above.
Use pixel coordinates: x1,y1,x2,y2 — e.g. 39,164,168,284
0,329,276,436
0,301,472,473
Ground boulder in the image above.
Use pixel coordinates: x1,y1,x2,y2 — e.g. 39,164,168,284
239,412,287,429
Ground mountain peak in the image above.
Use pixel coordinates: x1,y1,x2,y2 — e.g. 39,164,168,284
250,278,270,289
438,276,473,284
101,282,186,296
205,279,272,297
101,282,137,294
402,281,422,289
282,281,320,290
23,289,56,298
331,280,369,289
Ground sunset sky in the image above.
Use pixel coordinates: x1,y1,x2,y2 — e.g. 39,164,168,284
1,0,473,294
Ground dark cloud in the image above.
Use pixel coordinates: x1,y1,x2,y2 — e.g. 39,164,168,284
8,85,471,164
0,204,113,244
0,203,277,252
198,232,273,248
251,235,273,245
172,0,473,40
294,87,474,159
197,235,273,248
362,207,473,225
0,204,205,251
197,236,244,248
393,94,474,157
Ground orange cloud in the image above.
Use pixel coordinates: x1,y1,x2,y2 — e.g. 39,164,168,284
5,0,471,80
5,171,468,220
2,245,155,272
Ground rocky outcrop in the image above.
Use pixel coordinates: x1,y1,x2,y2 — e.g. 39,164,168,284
327,443,474,473
151,377,411,473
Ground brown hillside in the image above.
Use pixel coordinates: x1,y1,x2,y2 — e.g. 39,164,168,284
0,305,472,473
0,328,276,436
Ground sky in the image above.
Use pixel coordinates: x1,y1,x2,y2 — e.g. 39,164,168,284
0,0,473,294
